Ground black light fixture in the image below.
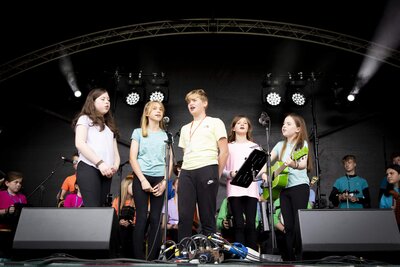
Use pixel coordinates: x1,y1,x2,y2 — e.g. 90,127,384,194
125,72,145,106
147,72,169,103
261,74,283,107
286,73,309,107
330,79,359,111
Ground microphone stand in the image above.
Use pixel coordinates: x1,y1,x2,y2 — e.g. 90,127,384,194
117,160,130,214
310,90,322,209
159,125,175,260
261,120,277,254
28,160,65,206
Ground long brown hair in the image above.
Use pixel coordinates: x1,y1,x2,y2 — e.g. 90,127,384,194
227,115,254,143
280,113,313,172
72,88,119,139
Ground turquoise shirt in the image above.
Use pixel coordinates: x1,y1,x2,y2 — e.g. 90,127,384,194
131,128,167,177
333,175,368,209
380,187,400,209
272,141,309,188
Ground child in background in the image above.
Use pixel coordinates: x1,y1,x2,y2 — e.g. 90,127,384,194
0,171,28,257
63,183,84,208
380,164,400,231
112,174,135,258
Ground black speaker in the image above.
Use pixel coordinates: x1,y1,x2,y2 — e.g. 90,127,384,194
298,209,400,264
13,207,117,260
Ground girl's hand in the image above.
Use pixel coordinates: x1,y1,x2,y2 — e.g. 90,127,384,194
261,172,268,182
284,158,295,168
8,205,15,214
152,180,166,197
140,179,152,192
99,162,114,178
119,219,131,227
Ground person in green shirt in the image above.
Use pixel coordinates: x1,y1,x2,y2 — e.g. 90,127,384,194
216,197,260,243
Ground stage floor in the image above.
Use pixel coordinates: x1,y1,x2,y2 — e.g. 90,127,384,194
0,252,398,266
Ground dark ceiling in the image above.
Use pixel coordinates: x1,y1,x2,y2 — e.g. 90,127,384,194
1,0,399,113
1,1,392,63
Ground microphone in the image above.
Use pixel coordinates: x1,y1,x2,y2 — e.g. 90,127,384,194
258,111,270,127
163,116,170,125
61,156,74,164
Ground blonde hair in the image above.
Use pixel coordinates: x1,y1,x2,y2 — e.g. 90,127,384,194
185,89,208,108
120,176,134,210
140,101,166,137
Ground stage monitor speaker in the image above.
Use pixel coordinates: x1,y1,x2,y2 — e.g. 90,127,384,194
298,209,400,264
13,207,117,260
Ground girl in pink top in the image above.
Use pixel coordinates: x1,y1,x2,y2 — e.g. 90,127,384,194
63,183,83,208
223,115,261,250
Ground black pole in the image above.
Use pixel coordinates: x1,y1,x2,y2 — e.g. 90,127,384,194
159,125,175,260
27,159,65,204
117,160,130,214
261,119,277,253
112,70,119,115
310,86,322,208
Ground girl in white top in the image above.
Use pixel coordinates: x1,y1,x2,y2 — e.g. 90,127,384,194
73,88,120,207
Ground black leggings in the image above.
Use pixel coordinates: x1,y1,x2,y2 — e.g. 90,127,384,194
280,183,309,261
229,196,258,250
76,161,111,207
132,175,164,260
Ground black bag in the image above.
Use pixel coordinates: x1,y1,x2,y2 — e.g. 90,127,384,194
119,206,135,221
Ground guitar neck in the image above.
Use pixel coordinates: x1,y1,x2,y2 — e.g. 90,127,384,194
274,164,287,177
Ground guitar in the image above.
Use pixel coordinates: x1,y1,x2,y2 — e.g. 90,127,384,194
263,146,309,201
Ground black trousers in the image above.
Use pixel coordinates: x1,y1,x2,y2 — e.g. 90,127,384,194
280,183,309,261
178,165,219,241
132,175,164,260
229,196,258,250
76,161,112,207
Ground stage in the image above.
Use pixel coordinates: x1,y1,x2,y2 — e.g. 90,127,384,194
0,253,398,266
2,208,400,266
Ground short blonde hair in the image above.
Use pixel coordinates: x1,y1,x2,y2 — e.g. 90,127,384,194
185,89,208,105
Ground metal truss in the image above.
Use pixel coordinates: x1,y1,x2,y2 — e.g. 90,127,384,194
1,18,400,83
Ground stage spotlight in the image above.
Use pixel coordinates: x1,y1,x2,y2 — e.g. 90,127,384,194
330,80,359,111
125,87,145,106
124,73,146,106
262,77,283,107
148,72,169,103
347,94,355,102
74,90,82,98
286,80,309,107
148,86,169,103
